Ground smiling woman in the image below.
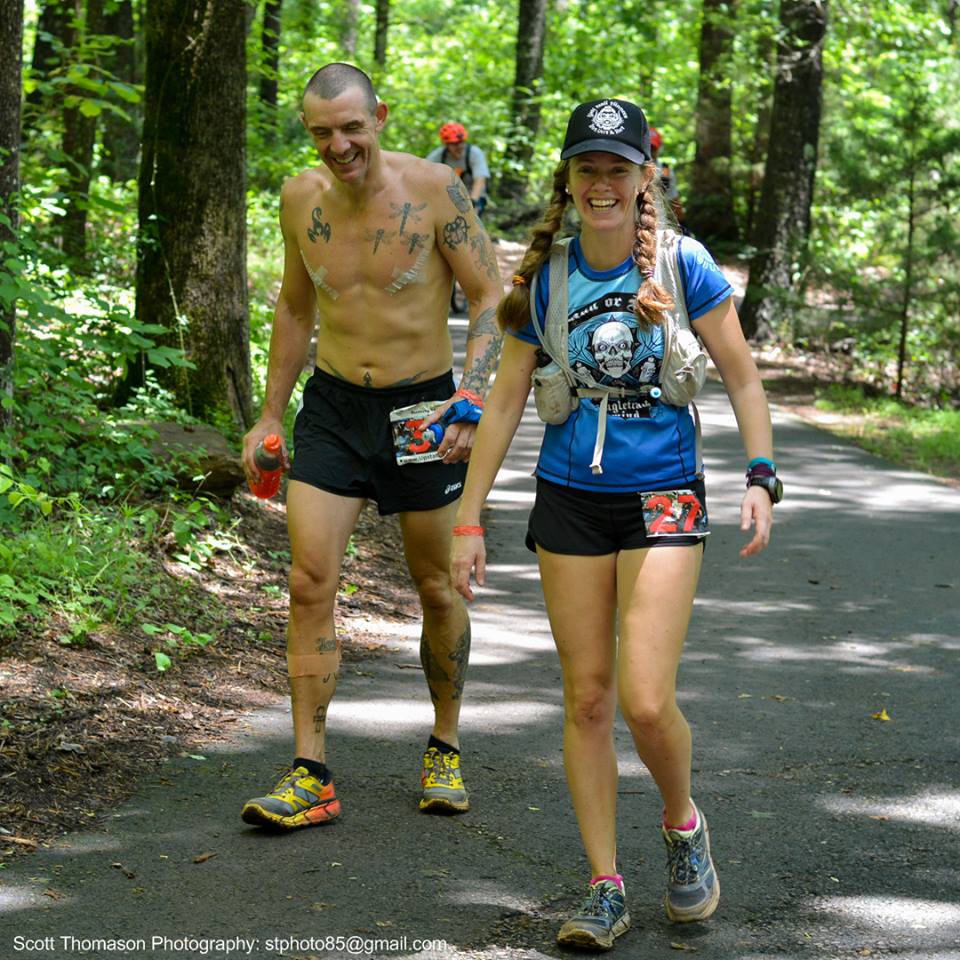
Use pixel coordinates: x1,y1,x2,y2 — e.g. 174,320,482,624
451,96,778,952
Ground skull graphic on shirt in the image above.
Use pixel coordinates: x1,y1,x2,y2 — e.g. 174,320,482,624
591,320,634,379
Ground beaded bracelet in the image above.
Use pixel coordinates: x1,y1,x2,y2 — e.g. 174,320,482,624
452,525,484,537
455,388,485,408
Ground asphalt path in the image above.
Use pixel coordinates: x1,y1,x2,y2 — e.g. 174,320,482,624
2,320,959,960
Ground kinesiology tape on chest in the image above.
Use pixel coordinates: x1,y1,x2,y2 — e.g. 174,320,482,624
385,243,431,295
299,248,340,300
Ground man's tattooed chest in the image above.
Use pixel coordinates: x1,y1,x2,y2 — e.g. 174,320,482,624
300,198,437,297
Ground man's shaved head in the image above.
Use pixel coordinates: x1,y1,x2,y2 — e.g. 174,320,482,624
303,62,378,114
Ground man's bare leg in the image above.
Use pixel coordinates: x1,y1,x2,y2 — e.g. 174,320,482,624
241,482,363,829
400,500,471,812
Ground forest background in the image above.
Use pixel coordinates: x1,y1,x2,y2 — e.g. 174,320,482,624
0,0,958,848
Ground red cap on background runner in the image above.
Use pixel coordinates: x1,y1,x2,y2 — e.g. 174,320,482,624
440,122,468,144
649,127,663,151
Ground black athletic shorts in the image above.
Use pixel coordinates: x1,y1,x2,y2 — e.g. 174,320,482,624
526,476,708,556
290,368,467,516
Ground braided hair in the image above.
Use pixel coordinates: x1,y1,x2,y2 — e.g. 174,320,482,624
497,162,572,332
632,166,675,331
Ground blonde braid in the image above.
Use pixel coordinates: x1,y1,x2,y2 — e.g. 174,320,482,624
498,162,571,332
632,170,674,330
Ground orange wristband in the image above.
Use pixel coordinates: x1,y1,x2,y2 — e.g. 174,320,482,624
455,388,484,408
452,525,484,537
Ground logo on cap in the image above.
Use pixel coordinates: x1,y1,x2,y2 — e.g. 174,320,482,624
587,100,628,136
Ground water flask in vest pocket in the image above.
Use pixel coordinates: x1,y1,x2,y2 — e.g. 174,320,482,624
658,325,708,406
531,360,580,425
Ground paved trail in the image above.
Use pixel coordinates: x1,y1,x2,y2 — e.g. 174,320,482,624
3,323,958,960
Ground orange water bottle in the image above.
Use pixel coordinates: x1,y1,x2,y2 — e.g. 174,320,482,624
249,434,285,499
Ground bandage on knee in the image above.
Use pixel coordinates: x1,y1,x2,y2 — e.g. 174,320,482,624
287,651,340,679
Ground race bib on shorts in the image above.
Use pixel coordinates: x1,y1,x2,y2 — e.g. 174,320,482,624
390,400,445,465
639,489,709,538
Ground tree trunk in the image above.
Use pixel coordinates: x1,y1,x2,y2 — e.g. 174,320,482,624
134,0,252,427
740,0,827,341
896,149,917,401
341,0,359,57
499,0,548,204
100,0,139,182
22,0,73,133
373,0,389,67
59,0,104,267
744,28,775,243
0,0,23,439
258,0,282,114
685,0,738,245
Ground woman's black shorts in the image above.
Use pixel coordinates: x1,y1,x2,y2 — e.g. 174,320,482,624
526,477,708,556
289,368,467,516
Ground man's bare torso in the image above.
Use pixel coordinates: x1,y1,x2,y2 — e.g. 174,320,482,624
286,152,460,388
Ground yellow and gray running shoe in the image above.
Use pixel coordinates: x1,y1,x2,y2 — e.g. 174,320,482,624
419,746,469,814
241,766,341,829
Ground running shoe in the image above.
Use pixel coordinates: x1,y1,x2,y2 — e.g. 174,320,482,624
419,746,469,813
241,766,341,829
662,806,720,922
556,878,630,951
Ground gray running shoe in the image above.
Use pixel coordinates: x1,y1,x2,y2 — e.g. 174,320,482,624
556,878,630,951
663,806,720,922
240,766,341,829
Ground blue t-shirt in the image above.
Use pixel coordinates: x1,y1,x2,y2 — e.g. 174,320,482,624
511,234,733,492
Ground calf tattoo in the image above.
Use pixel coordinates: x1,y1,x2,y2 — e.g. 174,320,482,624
448,622,471,701
315,636,338,654
419,623,471,702
420,633,449,705
313,705,327,733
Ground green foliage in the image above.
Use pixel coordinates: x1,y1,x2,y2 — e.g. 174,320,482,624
806,3,960,404
142,622,214,673
0,500,148,638
814,383,960,476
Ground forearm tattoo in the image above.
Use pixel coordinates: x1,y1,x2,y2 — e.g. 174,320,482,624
461,335,501,394
470,231,500,281
467,306,500,342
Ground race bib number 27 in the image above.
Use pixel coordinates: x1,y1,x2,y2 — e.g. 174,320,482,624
640,489,709,538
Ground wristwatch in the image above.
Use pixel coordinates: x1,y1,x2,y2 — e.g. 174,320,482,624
747,473,783,504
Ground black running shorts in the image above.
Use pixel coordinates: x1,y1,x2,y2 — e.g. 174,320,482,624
290,368,467,516
526,477,708,555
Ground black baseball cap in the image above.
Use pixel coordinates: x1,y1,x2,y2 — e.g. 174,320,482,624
560,99,652,165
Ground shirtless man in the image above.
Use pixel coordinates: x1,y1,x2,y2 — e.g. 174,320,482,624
239,63,502,829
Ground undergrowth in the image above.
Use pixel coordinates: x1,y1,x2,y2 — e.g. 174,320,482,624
815,384,960,477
